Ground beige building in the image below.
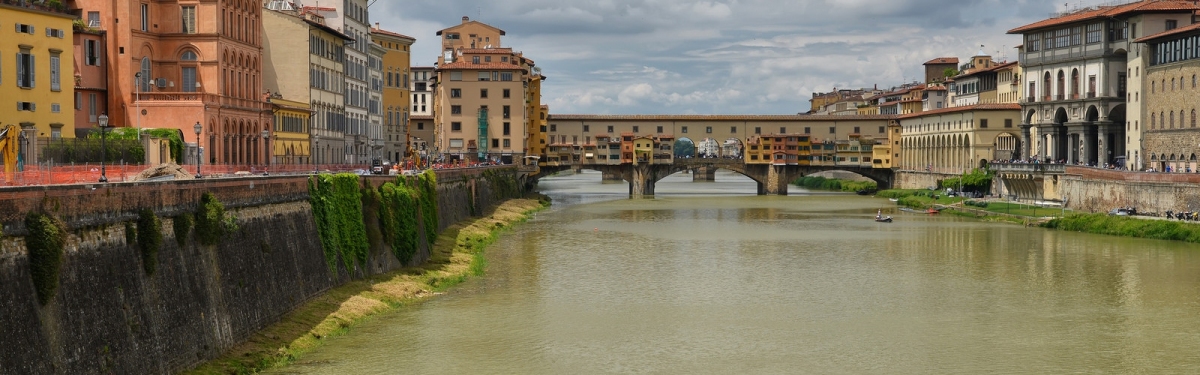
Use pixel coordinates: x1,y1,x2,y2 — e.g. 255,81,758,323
432,17,542,163
898,104,1022,173
263,2,351,165
409,66,434,157
371,25,415,163
1137,22,1200,172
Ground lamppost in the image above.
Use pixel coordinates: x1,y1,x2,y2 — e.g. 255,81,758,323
261,129,270,176
98,114,109,183
194,122,203,179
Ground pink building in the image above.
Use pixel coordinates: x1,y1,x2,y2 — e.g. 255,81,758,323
69,0,271,165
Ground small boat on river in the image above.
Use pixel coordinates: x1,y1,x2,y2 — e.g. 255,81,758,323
875,217,893,223
888,198,899,203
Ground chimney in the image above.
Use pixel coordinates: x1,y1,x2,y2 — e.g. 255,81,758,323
375,22,380,29
462,16,470,24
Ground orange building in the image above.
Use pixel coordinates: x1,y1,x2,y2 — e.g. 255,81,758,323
69,0,271,165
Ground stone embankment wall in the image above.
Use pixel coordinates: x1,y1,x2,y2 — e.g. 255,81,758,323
894,171,958,190
1060,167,1200,214
0,167,520,374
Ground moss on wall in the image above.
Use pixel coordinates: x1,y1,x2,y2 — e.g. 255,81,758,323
482,169,519,199
380,180,420,264
136,209,163,276
172,214,192,248
307,174,370,274
418,170,439,244
25,212,67,305
195,193,237,246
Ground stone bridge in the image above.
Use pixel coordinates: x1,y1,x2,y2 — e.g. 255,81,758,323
993,163,1066,202
536,159,894,198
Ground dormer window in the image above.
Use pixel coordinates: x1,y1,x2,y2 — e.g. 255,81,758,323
472,56,480,64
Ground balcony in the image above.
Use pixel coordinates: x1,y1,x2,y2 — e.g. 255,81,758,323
134,92,269,111
1087,91,1096,98
1055,94,1064,101
992,163,1066,174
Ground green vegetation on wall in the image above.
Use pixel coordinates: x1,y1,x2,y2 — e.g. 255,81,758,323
793,176,877,192
124,222,137,246
195,193,238,246
136,209,163,276
379,180,421,263
308,173,370,273
173,214,193,248
25,213,67,305
482,169,519,199
418,170,439,244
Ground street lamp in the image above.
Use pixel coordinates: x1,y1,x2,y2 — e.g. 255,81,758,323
193,122,203,179
98,114,109,183
261,129,270,176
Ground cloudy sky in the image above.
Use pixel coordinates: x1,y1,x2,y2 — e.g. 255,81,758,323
371,0,1100,115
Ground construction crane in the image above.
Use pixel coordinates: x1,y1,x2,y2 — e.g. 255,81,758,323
0,124,20,183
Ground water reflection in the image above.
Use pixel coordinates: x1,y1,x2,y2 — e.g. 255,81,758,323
272,171,1200,374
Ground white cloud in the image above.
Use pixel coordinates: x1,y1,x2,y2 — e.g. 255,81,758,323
372,0,1117,114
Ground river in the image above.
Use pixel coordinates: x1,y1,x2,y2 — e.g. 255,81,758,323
270,171,1200,374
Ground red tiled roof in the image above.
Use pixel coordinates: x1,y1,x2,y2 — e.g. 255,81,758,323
1135,21,1200,42
924,57,959,65
436,61,522,70
925,86,948,91
370,27,416,41
549,114,897,121
897,103,1021,120
1008,1,1200,34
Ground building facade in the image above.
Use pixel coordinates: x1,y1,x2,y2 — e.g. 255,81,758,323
1,3,76,142
263,1,350,165
409,66,434,157
70,0,272,165
899,104,1022,173
371,25,415,163
268,97,310,164
1010,1,1199,167
367,42,385,163
309,0,371,164
73,24,107,135
1137,23,1200,172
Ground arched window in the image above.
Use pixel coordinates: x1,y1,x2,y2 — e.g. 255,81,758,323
1193,109,1197,128
180,50,198,61
180,50,199,92
1152,81,1156,93
1152,113,1156,129
140,57,152,92
1170,111,1175,128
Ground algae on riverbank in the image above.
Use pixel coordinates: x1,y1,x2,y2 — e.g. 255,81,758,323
184,198,548,375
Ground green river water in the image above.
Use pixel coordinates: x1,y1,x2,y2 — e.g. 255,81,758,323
269,171,1200,374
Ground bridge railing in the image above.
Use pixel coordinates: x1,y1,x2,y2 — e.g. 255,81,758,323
991,163,1066,174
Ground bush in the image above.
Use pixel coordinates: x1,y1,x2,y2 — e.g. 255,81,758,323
136,209,163,276
195,193,237,246
26,213,67,305
940,168,994,192
793,176,877,192
418,170,439,245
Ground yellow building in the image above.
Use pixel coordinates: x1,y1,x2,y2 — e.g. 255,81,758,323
1,3,76,141
526,77,548,158
269,97,311,165
371,25,415,163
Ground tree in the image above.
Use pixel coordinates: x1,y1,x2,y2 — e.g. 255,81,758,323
943,68,960,79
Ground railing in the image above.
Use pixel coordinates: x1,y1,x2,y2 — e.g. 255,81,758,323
0,162,505,187
1026,96,1036,103
1055,94,1065,101
134,92,268,111
1087,91,1096,98
991,163,1066,174
88,19,101,28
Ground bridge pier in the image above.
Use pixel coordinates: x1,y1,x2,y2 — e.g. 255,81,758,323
692,167,715,182
758,165,790,195
629,164,658,198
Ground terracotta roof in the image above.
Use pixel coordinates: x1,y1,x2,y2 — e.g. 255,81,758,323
1008,1,1200,34
370,27,416,41
924,57,959,65
437,19,506,36
548,114,897,121
897,103,1021,120
925,86,948,91
436,61,523,70
1135,21,1200,42
303,19,354,41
